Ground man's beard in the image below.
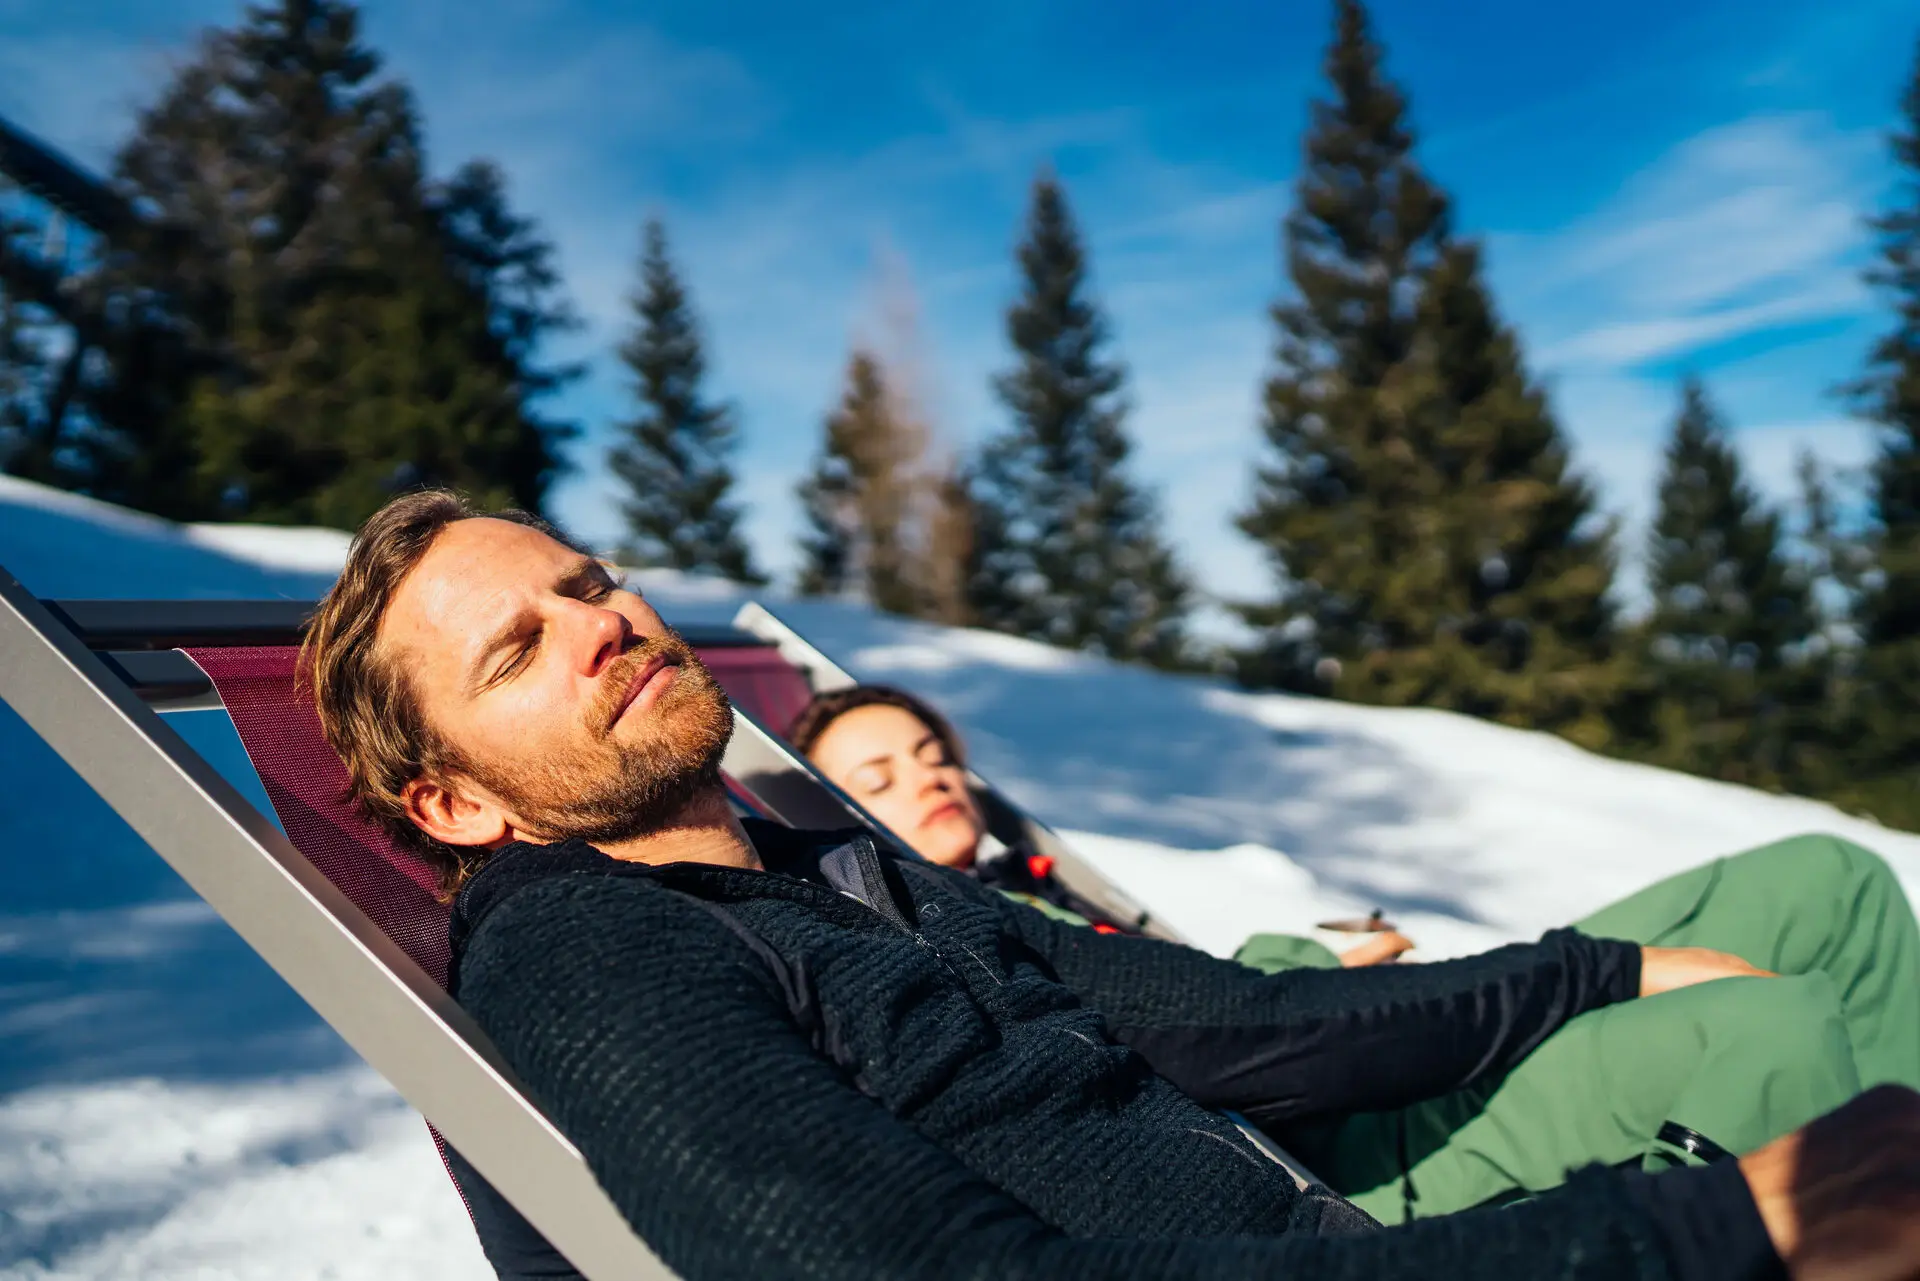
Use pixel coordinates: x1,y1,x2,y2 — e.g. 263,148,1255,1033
460,632,736,847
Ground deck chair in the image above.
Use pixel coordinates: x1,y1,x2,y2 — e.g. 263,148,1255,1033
2,571,1320,1277
0,570,911,1280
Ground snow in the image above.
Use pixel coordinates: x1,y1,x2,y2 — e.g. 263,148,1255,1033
2,473,1918,1277
0,1072,481,1280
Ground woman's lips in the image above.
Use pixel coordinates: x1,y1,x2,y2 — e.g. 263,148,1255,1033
920,800,965,828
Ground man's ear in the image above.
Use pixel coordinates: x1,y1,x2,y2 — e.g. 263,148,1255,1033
400,773,513,849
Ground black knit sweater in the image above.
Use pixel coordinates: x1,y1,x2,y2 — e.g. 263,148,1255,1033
446,820,1783,1281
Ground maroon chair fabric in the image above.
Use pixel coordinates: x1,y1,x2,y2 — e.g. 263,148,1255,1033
189,645,454,984
697,645,816,739
187,640,817,984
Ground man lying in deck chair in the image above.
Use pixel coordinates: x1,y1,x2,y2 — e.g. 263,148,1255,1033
791,684,1920,1225
304,490,1920,1281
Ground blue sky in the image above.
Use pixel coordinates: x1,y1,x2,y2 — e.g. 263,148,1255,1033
2,0,1916,617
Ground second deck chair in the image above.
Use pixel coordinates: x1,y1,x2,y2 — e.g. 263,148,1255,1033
730,602,1179,940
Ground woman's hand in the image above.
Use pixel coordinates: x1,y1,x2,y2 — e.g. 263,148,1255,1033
1340,930,1416,967
1639,945,1773,997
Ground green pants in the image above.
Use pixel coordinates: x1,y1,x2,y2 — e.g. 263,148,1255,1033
1237,833,1920,1221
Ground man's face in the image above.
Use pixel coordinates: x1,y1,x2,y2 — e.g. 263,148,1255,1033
381,517,734,848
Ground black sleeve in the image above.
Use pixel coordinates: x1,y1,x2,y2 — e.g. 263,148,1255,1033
453,875,1767,1281
952,867,1642,1121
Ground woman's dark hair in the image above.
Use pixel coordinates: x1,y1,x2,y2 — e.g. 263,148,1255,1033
786,685,968,768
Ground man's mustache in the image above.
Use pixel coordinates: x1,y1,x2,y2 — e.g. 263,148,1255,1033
591,634,696,735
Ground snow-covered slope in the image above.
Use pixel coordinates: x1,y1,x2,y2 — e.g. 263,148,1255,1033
3,474,1918,1277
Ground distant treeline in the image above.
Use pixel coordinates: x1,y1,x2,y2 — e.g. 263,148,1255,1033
4,0,1920,831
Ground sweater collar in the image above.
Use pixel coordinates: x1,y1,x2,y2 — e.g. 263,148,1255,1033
447,818,870,961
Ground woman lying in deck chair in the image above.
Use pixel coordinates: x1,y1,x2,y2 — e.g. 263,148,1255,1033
790,683,1920,1223
304,490,1920,1281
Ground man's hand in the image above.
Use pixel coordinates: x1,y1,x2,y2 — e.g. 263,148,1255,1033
1739,1084,1920,1280
1639,945,1773,997
1340,930,1416,967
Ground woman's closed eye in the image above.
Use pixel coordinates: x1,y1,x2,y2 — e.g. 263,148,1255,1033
850,764,893,796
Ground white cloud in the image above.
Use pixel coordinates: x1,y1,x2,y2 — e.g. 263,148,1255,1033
1500,112,1881,375
1538,275,1868,368
1480,108,1891,617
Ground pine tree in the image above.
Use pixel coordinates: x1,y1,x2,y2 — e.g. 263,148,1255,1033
1844,36,1920,826
1236,1,1621,745
1787,452,1867,803
608,220,763,584
1400,242,1623,747
0,281,50,480
100,0,574,525
1797,452,1873,609
1234,0,1451,691
1628,378,1819,786
0,154,207,507
921,462,977,626
430,159,580,512
967,174,1190,667
797,349,929,615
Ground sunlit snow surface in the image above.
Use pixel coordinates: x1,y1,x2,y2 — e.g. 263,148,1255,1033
3,473,1918,1277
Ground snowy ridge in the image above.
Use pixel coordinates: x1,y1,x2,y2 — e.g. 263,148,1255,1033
2,474,1917,1277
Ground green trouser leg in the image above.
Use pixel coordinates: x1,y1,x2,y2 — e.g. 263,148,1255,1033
1572,833,1920,1092
1292,973,1860,1221
1233,932,1343,971
1276,833,1919,1220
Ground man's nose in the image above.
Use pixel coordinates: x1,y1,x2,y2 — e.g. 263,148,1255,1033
569,599,632,677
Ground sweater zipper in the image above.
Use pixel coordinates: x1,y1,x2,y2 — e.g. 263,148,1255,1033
842,838,969,986
681,848,969,986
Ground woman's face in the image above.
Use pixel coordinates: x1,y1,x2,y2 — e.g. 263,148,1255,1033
805,704,987,869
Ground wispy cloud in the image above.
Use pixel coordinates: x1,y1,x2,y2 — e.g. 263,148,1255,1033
1471,108,1892,614
1541,277,1866,369
1504,112,1880,374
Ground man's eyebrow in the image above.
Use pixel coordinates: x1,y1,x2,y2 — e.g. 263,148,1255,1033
462,557,609,694
558,555,614,590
